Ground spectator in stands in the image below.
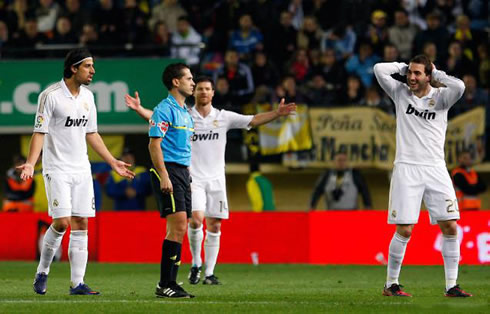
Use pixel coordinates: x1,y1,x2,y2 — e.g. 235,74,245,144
213,76,241,113
287,48,310,83
151,20,170,56
476,43,489,88
170,15,202,67
450,15,485,62
451,150,487,211
302,74,333,107
60,0,90,35
35,0,60,35
383,43,401,62
266,11,297,71
213,49,254,105
297,15,323,51
388,8,418,61
148,0,187,33
338,74,364,105
274,75,307,104
288,0,305,30
413,11,449,61
360,85,394,115
400,0,430,30
309,152,372,210
50,16,77,44
105,148,151,211
310,48,346,97
0,20,11,57
305,0,340,31
229,14,264,62
14,17,47,58
321,23,357,61
443,40,476,77
79,23,99,47
93,0,122,44
120,0,148,44
2,155,35,213
451,74,489,118
365,10,389,56
345,41,380,88
422,41,439,66
2,0,28,37
251,51,279,89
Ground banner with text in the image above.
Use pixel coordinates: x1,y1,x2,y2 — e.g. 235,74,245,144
0,58,180,133
308,107,485,169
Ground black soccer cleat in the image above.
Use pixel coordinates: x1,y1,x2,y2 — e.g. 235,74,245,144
445,284,472,297
382,283,412,297
156,282,195,298
188,266,202,285
70,283,100,295
202,275,221,285
33,272,48,295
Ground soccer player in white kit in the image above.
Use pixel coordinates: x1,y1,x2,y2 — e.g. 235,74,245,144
18,48,135,295
374,54,472,297
126,76,295,285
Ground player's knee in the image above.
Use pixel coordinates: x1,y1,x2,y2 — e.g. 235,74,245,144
52,218,70,232
440,221,458,235
189,218,202,229
71,217,88,230
396,226,412,238
207,222,221,233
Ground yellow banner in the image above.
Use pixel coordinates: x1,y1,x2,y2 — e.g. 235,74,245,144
444,107,486,169
258,104,312,155
308,106,486,169
309,107,396,169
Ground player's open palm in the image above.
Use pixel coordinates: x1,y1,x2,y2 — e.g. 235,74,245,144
277,98,296,116
125,91,141,111
17,163,34,180
112,160,135,179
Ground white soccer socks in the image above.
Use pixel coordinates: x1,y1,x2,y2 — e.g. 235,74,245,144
386,232,410,287
188,224,204,267
442,234,459,290
37,225,65,275
69,230,88,287
204,231,221,277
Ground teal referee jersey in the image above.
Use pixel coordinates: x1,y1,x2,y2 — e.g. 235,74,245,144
149,94,194,166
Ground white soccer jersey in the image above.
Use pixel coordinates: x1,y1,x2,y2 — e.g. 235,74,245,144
190,106,253,181
33,79,97,174
374,62,465,166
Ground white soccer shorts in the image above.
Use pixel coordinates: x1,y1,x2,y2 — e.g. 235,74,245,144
191,176,229,219
388,163,459,225
43,172,96,218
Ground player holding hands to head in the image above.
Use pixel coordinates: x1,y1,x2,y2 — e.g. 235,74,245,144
18,48,135,296
374,55,472,297
126,76,295,286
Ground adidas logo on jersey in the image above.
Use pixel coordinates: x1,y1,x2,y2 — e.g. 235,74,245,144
65,116,89,127
192,131,219,141
405,104,436,120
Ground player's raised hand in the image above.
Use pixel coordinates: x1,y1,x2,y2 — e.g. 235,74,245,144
16,163,34,180
125,91,141,111
276,98,296,116
112,160,135,179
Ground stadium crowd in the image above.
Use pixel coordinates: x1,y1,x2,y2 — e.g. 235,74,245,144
0,0,488,116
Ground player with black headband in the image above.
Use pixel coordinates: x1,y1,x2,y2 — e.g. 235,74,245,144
18,48,135,295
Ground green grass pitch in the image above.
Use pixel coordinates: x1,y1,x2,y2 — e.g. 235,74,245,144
0,262,488,313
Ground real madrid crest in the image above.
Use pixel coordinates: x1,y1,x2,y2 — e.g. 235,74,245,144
83,102,89,111
391,210,397,218
428,99,435,107
213,120,219,127
53,199,59,207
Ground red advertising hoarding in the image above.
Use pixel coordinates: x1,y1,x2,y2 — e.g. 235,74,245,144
2,211,488,264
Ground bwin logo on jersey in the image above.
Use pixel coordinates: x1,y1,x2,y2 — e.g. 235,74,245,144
65,116,89,127
192,131,219,141
406,104,436,120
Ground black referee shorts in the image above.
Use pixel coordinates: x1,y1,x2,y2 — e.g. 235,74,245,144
150,163,192,218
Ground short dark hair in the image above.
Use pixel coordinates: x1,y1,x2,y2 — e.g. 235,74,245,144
409,54,432,76
195,76,214,89
64,48,92,78
162,63,190,90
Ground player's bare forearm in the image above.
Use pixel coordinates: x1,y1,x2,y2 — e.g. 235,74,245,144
26,132,45,166
86,132,117,165
135,107,153,122
148,137,168,179
249,110,279,127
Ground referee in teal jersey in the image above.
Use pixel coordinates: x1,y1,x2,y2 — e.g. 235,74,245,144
148,63,195,298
